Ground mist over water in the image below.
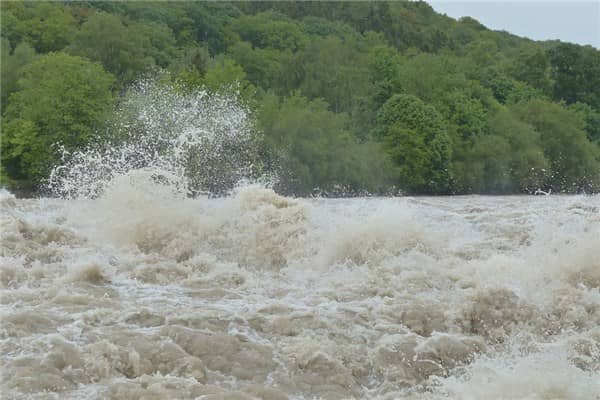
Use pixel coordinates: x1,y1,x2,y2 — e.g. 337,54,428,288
2,86,599,399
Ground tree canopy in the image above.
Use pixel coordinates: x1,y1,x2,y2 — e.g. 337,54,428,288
1,1,599,195
1,52,114,187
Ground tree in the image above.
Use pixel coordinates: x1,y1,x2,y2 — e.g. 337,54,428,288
299,16,358,39
452,108,548,193
182,2,240,53
68,12,154,85
226,40,284,90
1,40,38,109
2,0,599,195
569,102,600,143
0,3,22,48
487,109,548,192
513,99,600,192
437,89,488,140
548,43,600,110
0,2,77,52
202,56,256,101
507,48,553,95
292,36,371,113
376,94,452,193
368,45,403,109
229,12,308,52
466,38,499,66
1,53,114,188
132,21,179,69
395,53,467,104
479,68,547,105
258,93,392,194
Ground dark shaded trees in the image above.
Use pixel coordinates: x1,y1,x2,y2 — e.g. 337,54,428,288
548,43,600,110
68,12,157,85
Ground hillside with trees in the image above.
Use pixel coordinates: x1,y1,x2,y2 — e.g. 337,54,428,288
2,1,599,195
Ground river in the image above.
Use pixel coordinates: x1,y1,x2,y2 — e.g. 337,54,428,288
1,183,599,399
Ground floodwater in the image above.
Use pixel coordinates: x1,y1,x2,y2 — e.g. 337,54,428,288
2,83,599,398
2,184,599,399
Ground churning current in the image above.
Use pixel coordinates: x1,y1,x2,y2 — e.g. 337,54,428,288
1,184,599,400
2,85,600,399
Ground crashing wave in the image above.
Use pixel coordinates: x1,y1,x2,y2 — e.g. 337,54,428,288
47,80,262,199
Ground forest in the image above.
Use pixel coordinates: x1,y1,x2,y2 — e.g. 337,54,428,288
1,1,600,195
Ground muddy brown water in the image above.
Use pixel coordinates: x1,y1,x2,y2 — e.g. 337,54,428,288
1,187,599,399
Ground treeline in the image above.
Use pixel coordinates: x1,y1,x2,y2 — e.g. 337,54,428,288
2,1,599,195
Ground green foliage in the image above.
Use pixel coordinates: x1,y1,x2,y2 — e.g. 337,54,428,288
169,46,210,85
376,94,452,193
395,53,467,103
569,102,600,143
1,40,38,109
1,119,40,184
203,56,256,101
507,48,552,95
133,21,180,68
548,43,600,110
0,5,21,48
245,2,457,52
68,12,155,85
227,41,283,90
299,17,358,40
451,108,548,193
0,2,77,52
85,1,239,52
229,12,307,52
2,53,114,186
437,89,489,140
292,36,371,113
466,38,499,66
487,109,548,192
368,45,403,108
505,79,546,105
258,94,392,194
513,100,600,192
2,1,599,195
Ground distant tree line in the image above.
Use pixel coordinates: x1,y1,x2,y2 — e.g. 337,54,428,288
2,1,599,195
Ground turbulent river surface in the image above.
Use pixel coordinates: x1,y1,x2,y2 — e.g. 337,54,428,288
1,185,599,400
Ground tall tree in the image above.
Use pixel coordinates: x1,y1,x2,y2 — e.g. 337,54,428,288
1,53,114,187
513,99,600,192
68,12,154,85
376,94,452,193
293,36,371,113
258,93,392,194
507,48,553,95
1,40,38,109
0,2,76,52
548,43,600,110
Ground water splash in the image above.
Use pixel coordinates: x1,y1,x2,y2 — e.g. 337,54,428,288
47,80,262,199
